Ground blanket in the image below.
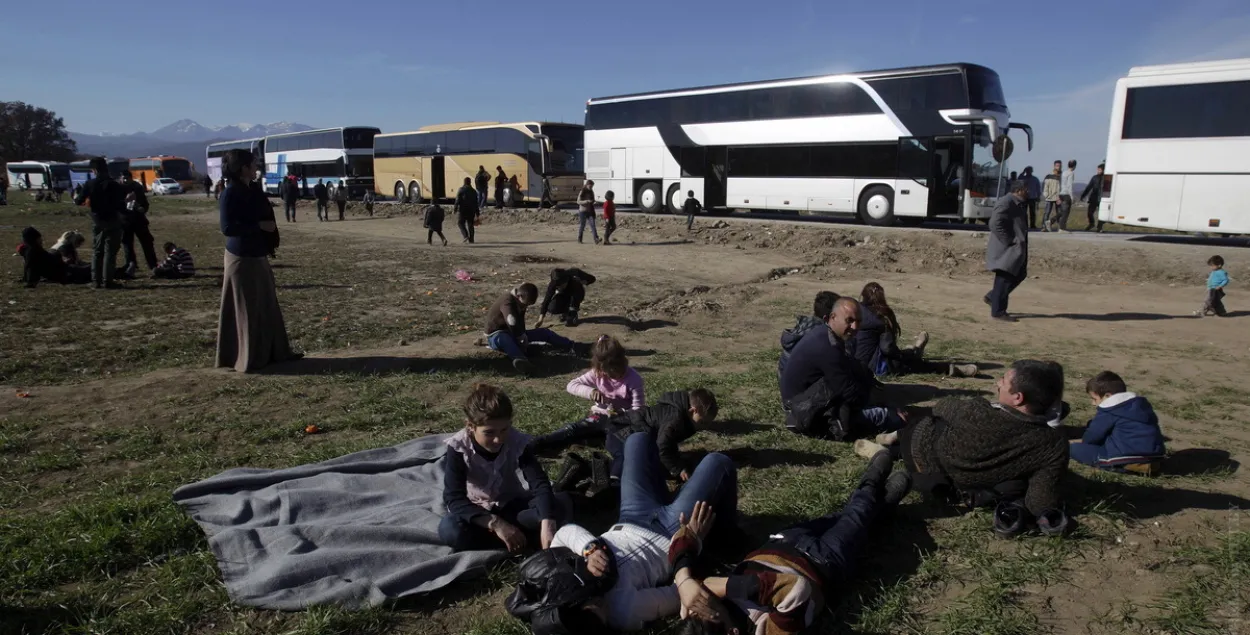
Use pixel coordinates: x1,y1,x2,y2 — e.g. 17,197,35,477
173,433,507,610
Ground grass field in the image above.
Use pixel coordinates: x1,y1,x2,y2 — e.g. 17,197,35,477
2,194,1248,635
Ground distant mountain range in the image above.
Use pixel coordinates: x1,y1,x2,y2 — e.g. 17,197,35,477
70,120,315,165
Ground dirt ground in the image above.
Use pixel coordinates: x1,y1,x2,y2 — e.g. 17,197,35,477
2,198,1248,635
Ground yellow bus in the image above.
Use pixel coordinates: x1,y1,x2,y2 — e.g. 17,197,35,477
373,122,584,206
128,155,196,191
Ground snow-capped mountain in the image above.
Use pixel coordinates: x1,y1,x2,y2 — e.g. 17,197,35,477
70,120,317,161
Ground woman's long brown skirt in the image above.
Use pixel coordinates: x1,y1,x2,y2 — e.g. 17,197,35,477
216,251,294,372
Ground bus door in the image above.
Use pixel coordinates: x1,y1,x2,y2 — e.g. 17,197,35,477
702,146,727,209
431,156,446,200
895,137,932,218
931,136,964,216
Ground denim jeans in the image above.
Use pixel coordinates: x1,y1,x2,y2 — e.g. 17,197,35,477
477,187,488,211
770,486,882,587
1068,442,1102,467
860,407,906,433
1042,201,1058,227
437,492,572,551
487,328,574,361
577,212,599,242
617,432,738,538
284,200,297,221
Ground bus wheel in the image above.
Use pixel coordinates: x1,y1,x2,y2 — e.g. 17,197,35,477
857,185,895,226
637,182,662,214
665,183,682,215
394,182,406,202
409,182,423,203
503,188,519,208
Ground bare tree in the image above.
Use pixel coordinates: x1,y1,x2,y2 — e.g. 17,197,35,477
0,101,78,163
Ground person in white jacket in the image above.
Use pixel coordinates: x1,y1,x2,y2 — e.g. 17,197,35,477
540,432,739,631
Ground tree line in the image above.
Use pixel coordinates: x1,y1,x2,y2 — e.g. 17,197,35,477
0,101,78,164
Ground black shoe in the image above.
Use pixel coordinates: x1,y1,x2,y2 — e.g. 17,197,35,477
883,471,912,506
553,453,589,492
983,294,991,306
584,452,612,498
859,449,894,491
564,310,580,327
993,501,1028,539
991,314,1019,323
1036,509,1069,537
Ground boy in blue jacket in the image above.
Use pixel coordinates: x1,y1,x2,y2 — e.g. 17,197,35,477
1070,371,1166,475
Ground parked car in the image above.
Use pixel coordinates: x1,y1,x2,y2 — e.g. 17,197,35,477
152,178,183,195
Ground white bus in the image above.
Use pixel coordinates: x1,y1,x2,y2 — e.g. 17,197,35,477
584,63,1032,226
5,161,72,192
261,126,380,199
206,138,264,184
1100,58,1250,235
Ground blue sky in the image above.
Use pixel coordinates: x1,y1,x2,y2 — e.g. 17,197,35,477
5,0,1250,181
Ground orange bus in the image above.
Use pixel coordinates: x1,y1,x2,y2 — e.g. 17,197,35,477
128,155,196,191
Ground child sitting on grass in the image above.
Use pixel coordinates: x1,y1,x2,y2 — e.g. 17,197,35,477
484,283,588,374
440,384,571,553
533,388,719,492
1070,371,1166,475
1196,254,1229,317
153,242,196,279
566,335,645,417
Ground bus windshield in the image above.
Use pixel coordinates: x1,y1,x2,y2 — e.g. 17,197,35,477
162,159,193,181
967,125,1007,199
347,155,374,178
966,66,1008,112
542,125,584,175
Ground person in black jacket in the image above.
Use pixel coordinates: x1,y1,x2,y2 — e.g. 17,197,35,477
682,190,702,230
778,290,840,383
202,174,213,198
535,267,596,327
780,297,902,440
454,176,479,243
494,166,507,209
423,202,448,246
17,227,69,288
282,173,300,222
475,165,490,211
851,282,977,378
532,388,719,486
1081,163,1105,232
73,156,126,289
120,171,158,278
313,179,328,221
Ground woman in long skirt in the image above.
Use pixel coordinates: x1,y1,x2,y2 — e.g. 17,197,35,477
215,148,300,372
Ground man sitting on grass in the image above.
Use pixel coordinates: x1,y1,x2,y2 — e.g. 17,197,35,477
1070,371,1166,475
484,283,590,374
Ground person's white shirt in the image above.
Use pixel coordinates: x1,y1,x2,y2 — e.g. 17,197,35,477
551,523,678,630
1060,169,1075,197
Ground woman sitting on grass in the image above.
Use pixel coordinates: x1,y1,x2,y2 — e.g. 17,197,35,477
852,282,977,378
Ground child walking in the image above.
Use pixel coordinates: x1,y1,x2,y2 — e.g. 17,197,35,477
683,190,702,230
565,335,645,417
424,203,448,246
1197,254,1229,317
532,387,719,490
440,384,570,552
601,190,617,245
1070,371,1166,475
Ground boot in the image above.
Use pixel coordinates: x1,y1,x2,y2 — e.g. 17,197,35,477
912,331,929,357
858,449,894,491
564,309,580,327
532,418,598,456
948,363,979,378
553,453,589,492
584,452,613,498
993,501,1028,539
883,471,912,506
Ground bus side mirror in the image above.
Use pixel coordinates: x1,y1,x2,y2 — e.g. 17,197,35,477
1008,123,1034,151
993,136,1014,162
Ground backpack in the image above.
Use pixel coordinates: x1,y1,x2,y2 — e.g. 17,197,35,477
505,546,617,634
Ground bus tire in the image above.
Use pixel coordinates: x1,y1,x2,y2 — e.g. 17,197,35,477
665,183,682,215
637,181,662,214
857,185,895,226
503,187,521,208
409,182,423,204
394,182,406,202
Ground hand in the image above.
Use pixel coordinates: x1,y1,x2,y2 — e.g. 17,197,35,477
679,501,716,540
677,578,722,623
591,389,604,404
586,547,610,577
489,517,527,553
540,519,557,550
678,470,690,483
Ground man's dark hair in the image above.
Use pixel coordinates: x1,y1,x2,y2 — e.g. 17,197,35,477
1023,165,1033,175
1010,180,1029,194
516,282,539,303
463,176,471,185
163,242,176,252
1086,371,1126,397
813,290,840,320
1009,359,1065,414
222,149,255,182
1208,254,1224,267
689,388,718,420
89,156,109,176
1097,163,1105,171
1068,160,1077,169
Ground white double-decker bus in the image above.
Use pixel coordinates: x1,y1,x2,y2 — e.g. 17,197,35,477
5,161,72,192
261,126,380,199
206,138,265,184
1100,58,1250,235
584,63,1032,226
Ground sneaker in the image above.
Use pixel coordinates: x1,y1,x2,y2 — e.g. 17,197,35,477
594,237,602,245
991,314,1019,323
993,501,1028,539
1036,509,1069,537
553,453,589,492
512,358,535,375
858,449,894,491
854,438,887,460
948,363,979,378
912,331,929,356
883,471,912,506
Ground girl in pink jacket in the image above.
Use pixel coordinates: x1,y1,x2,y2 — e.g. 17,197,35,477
566,335,645,416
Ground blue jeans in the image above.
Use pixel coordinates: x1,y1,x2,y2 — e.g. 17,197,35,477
477,187,487,211
1069,442,1102,467
577,212,599,242
487,329,574,361
860,407,906,433
438,492,572,551
618,433,738,538
771,486,881,587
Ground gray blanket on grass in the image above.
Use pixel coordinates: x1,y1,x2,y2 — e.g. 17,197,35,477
172,434,507,610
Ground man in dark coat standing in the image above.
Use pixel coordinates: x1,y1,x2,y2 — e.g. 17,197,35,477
454,176,480,243
282,173,300,222
985,180,1030,322
73,157,126,289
